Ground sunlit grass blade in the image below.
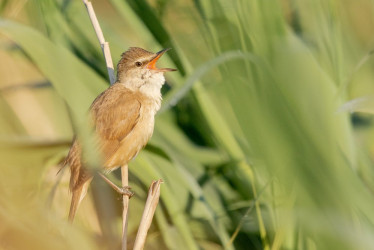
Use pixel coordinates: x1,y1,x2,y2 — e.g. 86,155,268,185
0,19,107,114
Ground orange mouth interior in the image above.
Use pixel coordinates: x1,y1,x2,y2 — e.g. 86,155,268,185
147,53,163,70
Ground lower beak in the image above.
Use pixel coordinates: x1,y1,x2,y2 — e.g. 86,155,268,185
147,48,177,72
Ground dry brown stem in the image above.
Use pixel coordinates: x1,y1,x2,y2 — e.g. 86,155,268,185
133,179,163,250
81,2,162,250
81,1,129,249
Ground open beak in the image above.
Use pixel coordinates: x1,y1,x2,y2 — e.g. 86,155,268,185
147,48,177,72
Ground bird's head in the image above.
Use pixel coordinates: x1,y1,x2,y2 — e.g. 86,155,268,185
116,47,176,89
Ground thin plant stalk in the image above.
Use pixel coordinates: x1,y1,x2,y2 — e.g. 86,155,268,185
133,180,163,250
81,0,130,248
82,0,115,85
121,165,130,250
81,2,161,249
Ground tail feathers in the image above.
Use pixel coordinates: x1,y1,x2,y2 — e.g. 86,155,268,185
68,180,91,222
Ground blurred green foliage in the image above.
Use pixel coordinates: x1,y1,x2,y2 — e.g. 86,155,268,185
1,0,374,249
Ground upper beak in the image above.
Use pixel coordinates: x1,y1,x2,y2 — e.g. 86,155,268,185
147,48,177,72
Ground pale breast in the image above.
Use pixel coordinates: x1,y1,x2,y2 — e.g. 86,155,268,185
103,97,158,170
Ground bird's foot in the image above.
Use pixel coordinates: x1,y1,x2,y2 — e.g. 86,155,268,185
98,173,135,198
119,186,134,198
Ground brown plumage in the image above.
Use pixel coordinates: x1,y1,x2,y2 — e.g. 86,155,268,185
63,47,176,221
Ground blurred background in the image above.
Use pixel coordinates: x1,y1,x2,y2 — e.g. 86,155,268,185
1,0,374,249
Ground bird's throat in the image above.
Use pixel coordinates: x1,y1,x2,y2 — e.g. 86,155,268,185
119,71,164,110
139,73,164,109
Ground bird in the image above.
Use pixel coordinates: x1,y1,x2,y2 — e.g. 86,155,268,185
63,47,176,221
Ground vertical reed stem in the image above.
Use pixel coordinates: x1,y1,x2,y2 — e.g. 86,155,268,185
121,165,129,250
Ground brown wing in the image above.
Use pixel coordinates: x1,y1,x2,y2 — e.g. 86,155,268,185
90,85,141,163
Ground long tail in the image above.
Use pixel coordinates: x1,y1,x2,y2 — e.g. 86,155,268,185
68,180,91,222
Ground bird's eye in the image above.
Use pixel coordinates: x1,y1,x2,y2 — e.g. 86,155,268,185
135,61,142,67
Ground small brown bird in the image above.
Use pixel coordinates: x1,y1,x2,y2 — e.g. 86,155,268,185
63,47,176,221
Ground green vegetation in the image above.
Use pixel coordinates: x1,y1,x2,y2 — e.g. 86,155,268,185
1,0,374,249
